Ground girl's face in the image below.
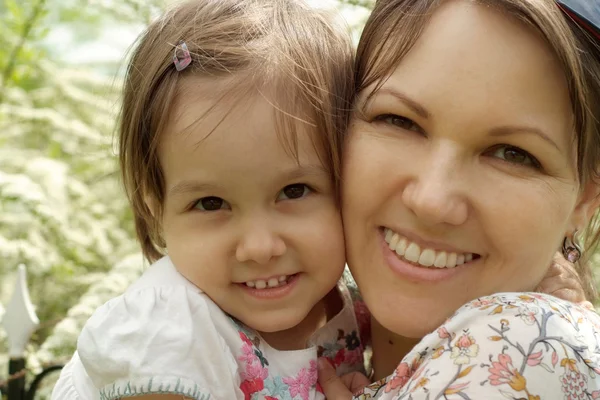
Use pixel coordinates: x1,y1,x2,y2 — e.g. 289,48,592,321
343,0,595,337
157,81,345,333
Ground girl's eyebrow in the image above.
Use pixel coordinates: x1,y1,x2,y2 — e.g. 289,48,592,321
168,181,219,197
279,165,329,181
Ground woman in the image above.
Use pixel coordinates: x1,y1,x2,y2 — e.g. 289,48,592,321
319,0,600,398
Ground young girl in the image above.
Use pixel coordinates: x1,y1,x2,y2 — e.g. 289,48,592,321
51,0,366,399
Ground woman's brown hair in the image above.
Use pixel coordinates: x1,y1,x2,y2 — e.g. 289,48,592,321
355,0,600,300
119,0,354,262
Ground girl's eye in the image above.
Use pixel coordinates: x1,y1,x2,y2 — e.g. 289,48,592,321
488,145,541,169
375,114,422,133
193,196,230,211
278,184,311,201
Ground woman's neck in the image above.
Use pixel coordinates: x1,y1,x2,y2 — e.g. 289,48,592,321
370,316,421,380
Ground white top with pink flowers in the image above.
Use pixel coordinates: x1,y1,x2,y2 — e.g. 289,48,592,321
357,293,600,400
50,256,368,400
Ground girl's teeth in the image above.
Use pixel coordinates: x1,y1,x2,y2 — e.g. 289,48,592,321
245,275,290,289
255,280,267,289
383,228,476,269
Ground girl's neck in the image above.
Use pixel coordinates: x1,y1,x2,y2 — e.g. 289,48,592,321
259,288,343,351
370,316,421,380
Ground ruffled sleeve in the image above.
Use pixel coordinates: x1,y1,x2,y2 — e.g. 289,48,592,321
51,351,98,400
77,285,244,400
359,293,600,399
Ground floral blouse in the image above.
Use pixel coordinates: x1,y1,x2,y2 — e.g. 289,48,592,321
51,257,369,400
357,293,600,400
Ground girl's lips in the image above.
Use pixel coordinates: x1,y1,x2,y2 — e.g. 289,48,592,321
239,273,300,299
379,230,472,283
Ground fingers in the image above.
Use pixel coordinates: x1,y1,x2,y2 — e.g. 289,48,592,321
317,358,354,400
536,252,586,303
579,301,596,311
340,371,371,393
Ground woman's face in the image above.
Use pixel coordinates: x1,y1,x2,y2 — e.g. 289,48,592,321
343,0,591,337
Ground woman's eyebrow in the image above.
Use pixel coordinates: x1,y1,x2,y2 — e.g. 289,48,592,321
374,87,431,119
490,125,560,151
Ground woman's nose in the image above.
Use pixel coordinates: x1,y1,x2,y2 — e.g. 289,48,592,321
235,219,286,265
402,160,468,226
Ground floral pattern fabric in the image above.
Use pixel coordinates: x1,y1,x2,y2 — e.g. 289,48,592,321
357,293,600,400
232,270,368,400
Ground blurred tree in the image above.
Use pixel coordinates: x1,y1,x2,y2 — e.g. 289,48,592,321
0,0,163,397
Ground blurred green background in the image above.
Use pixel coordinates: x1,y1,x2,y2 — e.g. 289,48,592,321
0,0,597,398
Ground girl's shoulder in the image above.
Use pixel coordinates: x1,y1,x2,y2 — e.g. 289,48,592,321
75,257,245,399
359,293,600,399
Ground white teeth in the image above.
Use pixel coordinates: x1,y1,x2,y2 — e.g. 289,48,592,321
446,253,457,268
389,233,400,249
385,229,394,242
255,280,267,289
419,249,435,267
434,252,447,268
245,275,290,290
396,238,407,256
383,228,475,269
405,243,421,263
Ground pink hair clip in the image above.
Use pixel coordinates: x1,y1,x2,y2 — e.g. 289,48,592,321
173,40,192,71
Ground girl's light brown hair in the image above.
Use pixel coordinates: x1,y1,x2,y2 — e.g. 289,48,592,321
119,0,354,262
356,0,600,300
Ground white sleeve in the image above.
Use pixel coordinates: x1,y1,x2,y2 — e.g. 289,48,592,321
51,351,99,400
77,285,244,400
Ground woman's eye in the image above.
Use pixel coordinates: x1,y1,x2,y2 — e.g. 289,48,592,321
375,114,421,133
489,145,541,169
278,184,311,201
193,196,230,211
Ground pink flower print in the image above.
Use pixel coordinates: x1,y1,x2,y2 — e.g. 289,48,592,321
244,360,268,381
561,368,588,399
240,379,264,400
282,364,316,400
353,300,371,344
437,327,451,339
450,334,479,365
385,362,412,393
344,347,363,366
518,304,540,325
470,297,496,308
238,341,256,365
488,353,527,392
239,331,253,346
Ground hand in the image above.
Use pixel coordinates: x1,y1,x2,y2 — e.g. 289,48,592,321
536,252,594,310
317,358,371,399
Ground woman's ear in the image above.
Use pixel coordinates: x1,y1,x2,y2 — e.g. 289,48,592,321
571,181,600,230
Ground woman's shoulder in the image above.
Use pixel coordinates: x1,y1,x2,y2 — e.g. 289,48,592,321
360,293,600,399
